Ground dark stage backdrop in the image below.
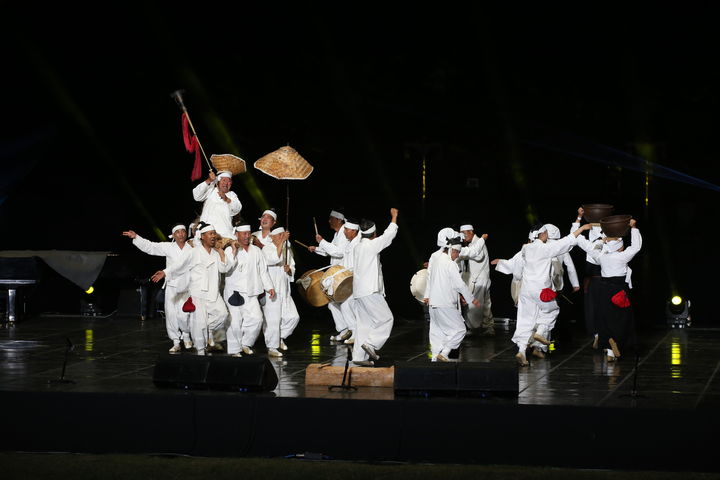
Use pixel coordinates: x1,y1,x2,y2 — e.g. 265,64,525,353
2,5,718,324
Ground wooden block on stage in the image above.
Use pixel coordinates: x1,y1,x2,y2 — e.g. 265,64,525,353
305,363,395,387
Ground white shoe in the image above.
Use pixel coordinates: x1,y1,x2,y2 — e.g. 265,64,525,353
268,348,283,358
330,329,349,342
436,353,450,362
183,339,193,350
242,346,254,355
231,353,242,358
361,343,379,361
280,339,288,351
344,337,355,345
169,344,181,353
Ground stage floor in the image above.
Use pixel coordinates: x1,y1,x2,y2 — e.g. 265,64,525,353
1,312,719,409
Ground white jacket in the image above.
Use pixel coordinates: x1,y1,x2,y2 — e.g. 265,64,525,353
352,222,398,298
192,181,242,239
426,251,474,308
224,244,274,296
164,245,235,301
132,235,192,290
316,227,349,266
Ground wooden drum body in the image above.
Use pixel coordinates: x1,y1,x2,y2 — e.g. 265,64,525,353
297,269,330,307
320,265,354,303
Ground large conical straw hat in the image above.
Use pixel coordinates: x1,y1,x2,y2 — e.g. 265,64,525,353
254,146,313,180
211,153,246,175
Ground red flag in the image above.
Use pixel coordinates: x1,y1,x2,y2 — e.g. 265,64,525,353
182,113,202,181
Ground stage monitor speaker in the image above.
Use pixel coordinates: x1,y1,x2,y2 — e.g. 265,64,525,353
153,355,278,392
394,362,457,395
394,362,518,397
205,356,278,392
153,354,210,389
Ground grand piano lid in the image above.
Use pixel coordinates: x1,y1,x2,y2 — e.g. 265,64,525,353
0,251,109,291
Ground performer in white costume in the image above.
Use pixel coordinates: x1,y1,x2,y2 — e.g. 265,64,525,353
424,237,481,362
257,224,300,358
458,224,493,335
351,208,399,366
152,223,236,355
192,170,241,239
309,209,352,342
492,221,590,366
123,224,193,352
223,223,276,356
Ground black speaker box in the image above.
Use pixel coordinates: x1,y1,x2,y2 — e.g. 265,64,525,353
153,354,278,392
394,362,518,397
205,356,278,392
153,354,211,389
393,363,457,395
456,362,518,396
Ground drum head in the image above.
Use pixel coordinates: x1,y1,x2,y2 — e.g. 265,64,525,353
410,269,428,304
329,276,353,303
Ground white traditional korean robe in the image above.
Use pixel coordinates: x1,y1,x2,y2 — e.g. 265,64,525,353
224,244,274,354
192,181,242,239
164,244,235,354
426,250,475,359
458,234,493,330
316,227,352,335
351,222,398,362
132,235,193,345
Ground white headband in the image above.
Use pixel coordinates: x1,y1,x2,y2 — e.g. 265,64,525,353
602,238,624,253
168,224,186,239
330,210,345,221
199,224,215,234
361,225,376,235
270,227,285,235
451,244,462,251
436,227,458,247
529,225,547,240
235,225,251,232
217,171,232,179
460,224,473,232
259,210,277,220
344,222,359,230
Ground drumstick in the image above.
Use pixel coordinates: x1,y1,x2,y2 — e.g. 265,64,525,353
313,217,318,236
294,239,311,250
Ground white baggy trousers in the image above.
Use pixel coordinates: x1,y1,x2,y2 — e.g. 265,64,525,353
352,293,394,361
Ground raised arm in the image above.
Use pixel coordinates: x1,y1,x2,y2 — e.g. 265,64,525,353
128,233,171,257
192,172,216,201
369,208,399,254
616,221,642,262
562,252,580,290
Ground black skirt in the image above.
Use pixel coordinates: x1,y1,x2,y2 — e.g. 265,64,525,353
596,276,636,354
583,262,602,336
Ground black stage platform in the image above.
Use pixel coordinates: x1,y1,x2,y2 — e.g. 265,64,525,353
2,313,719,471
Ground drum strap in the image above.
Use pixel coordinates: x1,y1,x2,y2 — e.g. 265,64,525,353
322,267,351,295
298,265,332,289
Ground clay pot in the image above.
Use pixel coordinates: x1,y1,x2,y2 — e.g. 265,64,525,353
582,204,614,223
600,215,632,238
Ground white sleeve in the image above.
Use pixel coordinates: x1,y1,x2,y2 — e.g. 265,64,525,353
616,228,642,262
575,235,601,263
449,263,474,303
258,252,274,291
541,234,577,259
132,235,169,257
369,222,398,254
164,250,192,281
318,239,344,259
562,252,580,288
459,237,485,260
218,248,235,273
262,243,281,265
227,192,242,216
193,181,212,201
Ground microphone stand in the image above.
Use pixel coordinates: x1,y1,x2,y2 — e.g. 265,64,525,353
329,344,358,391
48,337,75,385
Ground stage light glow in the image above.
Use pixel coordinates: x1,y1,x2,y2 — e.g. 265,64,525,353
671,296,682,306
85,286,94,294
671,339,682,379
85,329,94,352
311,332,320,359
